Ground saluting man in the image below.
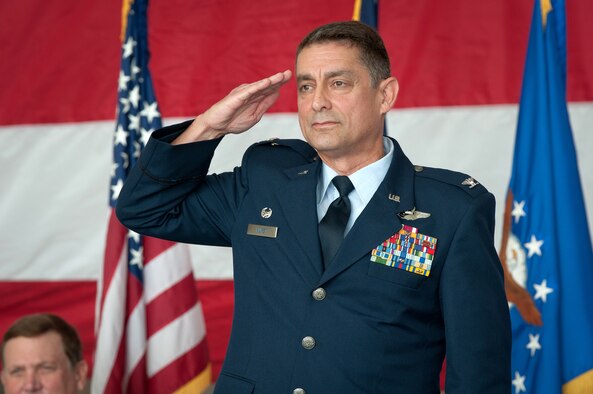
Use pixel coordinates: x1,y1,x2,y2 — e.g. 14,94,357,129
117,21,511,393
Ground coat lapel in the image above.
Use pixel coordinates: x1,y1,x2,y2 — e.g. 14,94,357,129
319,139,417,285
275,159,325,277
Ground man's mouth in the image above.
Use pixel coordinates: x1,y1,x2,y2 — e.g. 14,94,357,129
312,121,338,129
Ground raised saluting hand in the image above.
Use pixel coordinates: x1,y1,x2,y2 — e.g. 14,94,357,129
173,70,292,144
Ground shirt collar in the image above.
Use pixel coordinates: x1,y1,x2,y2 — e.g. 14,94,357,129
317,137,394,205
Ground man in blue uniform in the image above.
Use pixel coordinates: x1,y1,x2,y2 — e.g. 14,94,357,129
117,21,511,393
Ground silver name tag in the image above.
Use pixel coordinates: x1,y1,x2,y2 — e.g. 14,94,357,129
246,224,278,238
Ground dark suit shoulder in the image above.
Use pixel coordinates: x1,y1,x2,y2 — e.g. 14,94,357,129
251,138,316,158
414,165,489,199
243,138,318,167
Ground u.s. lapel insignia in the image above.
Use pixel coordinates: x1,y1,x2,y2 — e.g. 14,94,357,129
462,177,479,189
370,224,437,277
388,194,400,202
398,207,431,220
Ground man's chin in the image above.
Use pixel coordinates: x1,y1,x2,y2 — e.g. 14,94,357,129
305,135,337,152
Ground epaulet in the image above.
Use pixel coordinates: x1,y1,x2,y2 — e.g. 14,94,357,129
413,165,488,197
252,138,318,161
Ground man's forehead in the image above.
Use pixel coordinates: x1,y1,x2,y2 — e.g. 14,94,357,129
296,43,364,75
298,40,355,54
296,42,360,61
3,332,66,364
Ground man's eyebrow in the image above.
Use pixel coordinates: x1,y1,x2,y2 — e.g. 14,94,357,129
325,70,355,79
296,70,355,83
296,73,313,83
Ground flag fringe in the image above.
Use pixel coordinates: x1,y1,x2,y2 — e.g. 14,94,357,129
172,363,212,394
563,368,593,394
352,0,362,21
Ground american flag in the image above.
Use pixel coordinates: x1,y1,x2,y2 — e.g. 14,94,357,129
92,0,211,392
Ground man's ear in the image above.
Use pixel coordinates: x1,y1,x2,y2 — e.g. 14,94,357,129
74,360,88,392
379,77,399,114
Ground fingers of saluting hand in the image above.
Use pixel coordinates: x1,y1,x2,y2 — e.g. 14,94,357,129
232,70,292,104
211,70,291,134
179,71,292,143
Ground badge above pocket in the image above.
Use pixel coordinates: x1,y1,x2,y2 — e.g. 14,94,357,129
370,224,437,277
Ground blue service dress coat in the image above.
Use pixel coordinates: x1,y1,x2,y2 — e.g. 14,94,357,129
116,120,511,394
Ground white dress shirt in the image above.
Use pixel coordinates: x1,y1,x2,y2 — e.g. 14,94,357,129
316,137,394,235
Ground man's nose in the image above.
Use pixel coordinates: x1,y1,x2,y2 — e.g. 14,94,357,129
312,86,331,111
23,370,42,392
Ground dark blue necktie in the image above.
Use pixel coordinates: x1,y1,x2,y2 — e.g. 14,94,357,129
319,176,354,268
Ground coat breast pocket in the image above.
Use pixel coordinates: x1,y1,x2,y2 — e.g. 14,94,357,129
215,372,255,393
367,261,427,290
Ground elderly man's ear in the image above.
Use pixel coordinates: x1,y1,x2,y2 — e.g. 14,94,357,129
74,360,89,392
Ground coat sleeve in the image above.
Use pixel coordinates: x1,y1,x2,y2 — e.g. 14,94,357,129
440,192,511,393
115,120,245,246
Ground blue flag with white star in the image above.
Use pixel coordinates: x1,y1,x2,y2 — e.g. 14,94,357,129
503,0,593,392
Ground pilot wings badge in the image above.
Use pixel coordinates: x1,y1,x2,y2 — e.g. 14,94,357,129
398,207,431,221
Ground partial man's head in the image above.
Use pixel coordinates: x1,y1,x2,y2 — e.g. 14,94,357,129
297,20,392,88
295,21,398,171
1,313,88,394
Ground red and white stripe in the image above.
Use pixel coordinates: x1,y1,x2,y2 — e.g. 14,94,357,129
93,212,209,393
